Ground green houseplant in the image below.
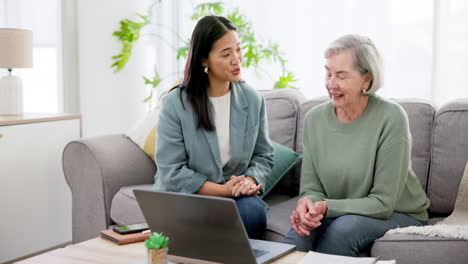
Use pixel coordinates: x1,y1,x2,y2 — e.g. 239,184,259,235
112,1,298,108
145,232,169,264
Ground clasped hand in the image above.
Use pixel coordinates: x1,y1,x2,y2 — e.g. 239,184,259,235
225,175,262,197
291,197,327,237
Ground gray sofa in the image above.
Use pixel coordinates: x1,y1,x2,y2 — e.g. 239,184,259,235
63,89,468,264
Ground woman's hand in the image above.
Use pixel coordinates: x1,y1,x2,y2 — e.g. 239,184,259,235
230,176,262,197
224,176,246,196
313,200,328,216
291,197,325,237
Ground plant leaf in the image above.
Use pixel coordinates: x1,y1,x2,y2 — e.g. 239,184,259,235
145,232,169,249
143,93,153,103
177,46,189,60
273,72,298,89
111,13,151,72
143,72,161,88
192,2,224,20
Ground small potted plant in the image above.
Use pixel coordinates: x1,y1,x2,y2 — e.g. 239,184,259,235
145,232,169,264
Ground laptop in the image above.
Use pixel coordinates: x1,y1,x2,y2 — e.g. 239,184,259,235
133,190,296,264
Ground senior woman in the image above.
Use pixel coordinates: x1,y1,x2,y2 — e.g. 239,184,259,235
284,35,430,256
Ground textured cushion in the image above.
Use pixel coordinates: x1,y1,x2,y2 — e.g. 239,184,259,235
110,184,153,226
393,99,435,191
261,142,301,198
126,105,161,160
261,89,306,195
262,89,306,149
372,233,468,264
429,99,468,215
295,97,329,155
265,196,299,242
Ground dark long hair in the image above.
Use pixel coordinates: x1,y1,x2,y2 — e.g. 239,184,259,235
178,15,236,131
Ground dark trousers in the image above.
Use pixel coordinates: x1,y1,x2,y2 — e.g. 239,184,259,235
284,213,426,256
234,195,267,239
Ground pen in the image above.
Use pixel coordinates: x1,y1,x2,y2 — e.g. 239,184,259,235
142,229,151,235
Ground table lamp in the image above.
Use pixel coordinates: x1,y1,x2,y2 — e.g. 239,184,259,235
0,28,33,115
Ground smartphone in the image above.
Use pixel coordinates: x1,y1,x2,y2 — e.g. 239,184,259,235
113,223,149,235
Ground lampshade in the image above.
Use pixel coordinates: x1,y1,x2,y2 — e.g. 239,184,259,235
0,28,33,68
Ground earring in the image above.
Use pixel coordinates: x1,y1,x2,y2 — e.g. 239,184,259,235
204,67,209,74
362,89,370,96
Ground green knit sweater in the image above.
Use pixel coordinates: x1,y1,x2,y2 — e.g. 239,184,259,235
300,95,430,221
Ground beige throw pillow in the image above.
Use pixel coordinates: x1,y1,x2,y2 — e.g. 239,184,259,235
126,104,160,160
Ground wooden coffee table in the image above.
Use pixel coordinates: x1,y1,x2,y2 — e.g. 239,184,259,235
17,237,306,264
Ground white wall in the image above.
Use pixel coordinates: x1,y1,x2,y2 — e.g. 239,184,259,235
77,0,151,137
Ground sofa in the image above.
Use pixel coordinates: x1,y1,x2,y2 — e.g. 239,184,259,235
63,89,468,264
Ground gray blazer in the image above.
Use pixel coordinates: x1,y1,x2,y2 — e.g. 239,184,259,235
153,82,274,194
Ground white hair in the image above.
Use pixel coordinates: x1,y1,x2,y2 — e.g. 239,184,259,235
324,34,383,95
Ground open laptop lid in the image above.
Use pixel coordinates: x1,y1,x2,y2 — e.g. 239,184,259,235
134,190,258,264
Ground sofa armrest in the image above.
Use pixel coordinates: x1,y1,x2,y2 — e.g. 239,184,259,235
62,134,156,243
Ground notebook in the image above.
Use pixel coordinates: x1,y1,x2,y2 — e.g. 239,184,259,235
298,251,396,264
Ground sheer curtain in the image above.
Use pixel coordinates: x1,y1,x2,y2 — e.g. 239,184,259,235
218,0,434,100
433,0,468,105
0,0,61,113
178,0,467,105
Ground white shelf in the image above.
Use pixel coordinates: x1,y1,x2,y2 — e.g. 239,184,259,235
0,113,81,126
0,114,81,263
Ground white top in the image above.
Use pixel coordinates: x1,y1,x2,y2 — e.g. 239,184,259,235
209,91,231,167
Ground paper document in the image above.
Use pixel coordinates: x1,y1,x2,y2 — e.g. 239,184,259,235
299,251,395,264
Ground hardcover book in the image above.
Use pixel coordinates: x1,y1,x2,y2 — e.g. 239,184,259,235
100,229,151,245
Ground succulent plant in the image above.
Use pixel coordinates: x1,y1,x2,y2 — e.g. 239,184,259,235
145,232,169,249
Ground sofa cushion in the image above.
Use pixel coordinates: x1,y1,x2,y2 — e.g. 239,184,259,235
262,89,306,150
126,105,160,160
295,97,329,155
428,99,468,215
265,196,299,242
110,184,153,226
393,99,435,191
261,89,306,195
261,142,301,198
428,217,445,225
295,97,434,192
263,193,293,207
371,233,468,264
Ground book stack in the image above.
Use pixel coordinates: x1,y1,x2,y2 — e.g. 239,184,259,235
100,229,151,245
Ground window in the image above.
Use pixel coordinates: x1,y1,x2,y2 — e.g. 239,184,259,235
433,0,468,105
176,0,468,105
0,0,61,113
228,0,433,100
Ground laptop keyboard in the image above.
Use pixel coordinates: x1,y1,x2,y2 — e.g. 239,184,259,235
252,248,269,258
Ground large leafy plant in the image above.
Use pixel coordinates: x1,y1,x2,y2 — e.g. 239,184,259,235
112,1,298,106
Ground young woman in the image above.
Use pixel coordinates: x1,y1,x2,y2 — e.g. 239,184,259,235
153,16,274,239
